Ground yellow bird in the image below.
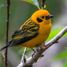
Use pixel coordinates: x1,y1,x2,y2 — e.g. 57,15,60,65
0,9,53,51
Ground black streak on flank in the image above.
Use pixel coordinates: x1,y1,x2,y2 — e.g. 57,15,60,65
13,32,39,45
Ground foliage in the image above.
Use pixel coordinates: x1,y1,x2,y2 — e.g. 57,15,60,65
54,50,67,60
47,28,67,41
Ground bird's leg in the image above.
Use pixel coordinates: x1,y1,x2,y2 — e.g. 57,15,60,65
35,43,46,57
31,47,42,57
40,42,46,49
31,48,36,53
39,43,46,57
31,43,46,58
31,47,43,58
21,47,27,63
31,48,36,57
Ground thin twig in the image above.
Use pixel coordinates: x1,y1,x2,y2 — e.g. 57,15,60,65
5,0,10,67
37,0,46,9
17,26,67,67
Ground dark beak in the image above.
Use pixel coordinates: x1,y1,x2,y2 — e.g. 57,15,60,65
49,15,54,18
46,15,54,20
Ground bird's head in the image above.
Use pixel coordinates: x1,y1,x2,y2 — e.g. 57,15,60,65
31,9,53,24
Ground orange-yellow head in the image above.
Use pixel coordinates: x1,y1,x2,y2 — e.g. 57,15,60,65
31,9,53,24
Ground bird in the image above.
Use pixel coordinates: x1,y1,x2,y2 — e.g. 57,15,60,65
0,9,53,51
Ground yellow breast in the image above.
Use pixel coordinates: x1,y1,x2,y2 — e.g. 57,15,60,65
21,20,52,48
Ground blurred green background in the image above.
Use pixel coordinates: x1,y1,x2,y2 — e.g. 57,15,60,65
0,0,67,67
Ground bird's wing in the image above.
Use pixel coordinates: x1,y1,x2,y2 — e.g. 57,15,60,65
11,18,39,45
0,19,39,50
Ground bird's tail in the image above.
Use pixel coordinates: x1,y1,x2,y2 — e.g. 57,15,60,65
0,40,12,51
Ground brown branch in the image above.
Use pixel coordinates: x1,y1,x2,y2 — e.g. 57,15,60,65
17,26,67,67
5,0,10,67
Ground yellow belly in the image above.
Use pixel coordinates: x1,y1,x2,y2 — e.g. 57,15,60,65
20,23,51,48
22,33,49,48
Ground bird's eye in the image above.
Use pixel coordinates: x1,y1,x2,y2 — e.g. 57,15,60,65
37,18,43,22
41,16,44,19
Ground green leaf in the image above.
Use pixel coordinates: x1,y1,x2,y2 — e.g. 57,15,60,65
63,62,67,67
24,0,40,8
47,28,62,41
32,0,40,8
47,27,67,41
23,0,33,3
54,50,67,60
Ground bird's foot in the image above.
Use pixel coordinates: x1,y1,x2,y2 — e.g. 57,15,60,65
31,47,44,58
31,48,36,57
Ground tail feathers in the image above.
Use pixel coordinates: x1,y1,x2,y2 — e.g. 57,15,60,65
0,41,12,51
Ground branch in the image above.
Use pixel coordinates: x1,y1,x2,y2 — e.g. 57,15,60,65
17,26,67,67
5,0,10,67
37,0,46,9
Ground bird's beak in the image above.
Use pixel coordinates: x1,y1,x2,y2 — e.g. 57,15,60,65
49,15,54,18
46,15,54,20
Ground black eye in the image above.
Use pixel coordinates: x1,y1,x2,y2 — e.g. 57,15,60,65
41,16,44,19
37,18,43,22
